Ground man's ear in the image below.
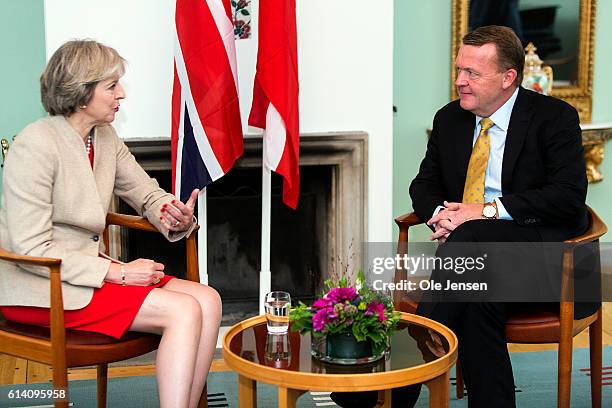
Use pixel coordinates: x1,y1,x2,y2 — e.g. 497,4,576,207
502,69,518,89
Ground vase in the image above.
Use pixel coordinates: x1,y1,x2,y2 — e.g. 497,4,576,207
522,42,553,95
311,332,388,365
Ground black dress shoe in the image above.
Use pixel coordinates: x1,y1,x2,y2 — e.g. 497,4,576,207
330,391,377,408
330,385,421,407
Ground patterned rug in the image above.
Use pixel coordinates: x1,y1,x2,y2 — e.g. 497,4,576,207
0,347,610,407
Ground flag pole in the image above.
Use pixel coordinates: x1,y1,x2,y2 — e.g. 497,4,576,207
198,188,208,285
260,132,272,314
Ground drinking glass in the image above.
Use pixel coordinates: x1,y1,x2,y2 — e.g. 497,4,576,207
264,333,291,368
264,291,291,333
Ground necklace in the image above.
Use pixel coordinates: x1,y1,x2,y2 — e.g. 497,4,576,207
85,134,93,156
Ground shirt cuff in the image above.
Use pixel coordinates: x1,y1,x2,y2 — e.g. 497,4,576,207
494,197,513,220
431,205,446,228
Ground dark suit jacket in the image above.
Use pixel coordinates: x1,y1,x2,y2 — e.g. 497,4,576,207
409,87,598,318
410,87,588,242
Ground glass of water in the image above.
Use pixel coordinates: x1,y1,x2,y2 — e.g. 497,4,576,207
264,291,291,333
264,333,291,368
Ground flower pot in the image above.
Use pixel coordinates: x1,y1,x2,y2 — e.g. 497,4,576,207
311,333,387,365
326,332,372,359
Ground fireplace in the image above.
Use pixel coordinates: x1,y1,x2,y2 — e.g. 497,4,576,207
113,132,367,324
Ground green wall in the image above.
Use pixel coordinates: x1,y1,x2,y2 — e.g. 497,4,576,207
393,1,451,241
586,0,612,242
393,0,612,242
0,0,46,157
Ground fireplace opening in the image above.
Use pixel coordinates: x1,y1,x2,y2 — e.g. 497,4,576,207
116,133,367,325
117,165,331,324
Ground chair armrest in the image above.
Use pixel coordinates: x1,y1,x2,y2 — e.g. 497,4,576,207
105,212,200,233
394,212,423,230
106,212,159,233
0,248,66,353
0,248,61,267
564,206,607,245
558,207,607,328
393,213,423,306
105,212,201,283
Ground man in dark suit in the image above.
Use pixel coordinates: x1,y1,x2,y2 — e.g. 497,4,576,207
333,25,592,408
408,24,591,408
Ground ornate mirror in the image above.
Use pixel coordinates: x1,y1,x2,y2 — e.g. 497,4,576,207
451,0,596,122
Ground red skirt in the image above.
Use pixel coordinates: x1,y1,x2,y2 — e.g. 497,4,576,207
0,276,175,339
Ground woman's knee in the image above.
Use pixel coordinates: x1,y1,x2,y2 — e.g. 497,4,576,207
132,290,202,333
183,282,222,314
201,285,222,314
162,279,222,323
162,292,203,329
191,285,223,327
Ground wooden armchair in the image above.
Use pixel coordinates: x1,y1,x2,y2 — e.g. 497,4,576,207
0,212,206,408
394,207,606,408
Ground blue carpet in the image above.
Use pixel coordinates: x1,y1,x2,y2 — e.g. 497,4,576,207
0,348,610,407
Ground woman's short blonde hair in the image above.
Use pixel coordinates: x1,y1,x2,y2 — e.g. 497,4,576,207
40,40,126,116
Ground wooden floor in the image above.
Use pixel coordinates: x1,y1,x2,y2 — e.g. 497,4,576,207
1,303,610,385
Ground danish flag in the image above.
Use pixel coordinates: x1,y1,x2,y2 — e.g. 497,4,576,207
249,0,300,209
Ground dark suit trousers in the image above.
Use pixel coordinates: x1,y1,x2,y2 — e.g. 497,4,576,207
410,219,543,408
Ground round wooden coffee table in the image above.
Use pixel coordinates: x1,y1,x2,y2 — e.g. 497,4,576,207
222,312,457,408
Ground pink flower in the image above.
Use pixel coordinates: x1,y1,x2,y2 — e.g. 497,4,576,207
312,308,329,332
365,302,387,322
327,287,357,303
312,298,332,309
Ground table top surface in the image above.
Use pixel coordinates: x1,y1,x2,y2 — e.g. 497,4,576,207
222,312,458,391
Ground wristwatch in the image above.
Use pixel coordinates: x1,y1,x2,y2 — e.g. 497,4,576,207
482,202,498,219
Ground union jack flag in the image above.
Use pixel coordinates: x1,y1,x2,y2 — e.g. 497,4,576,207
171,0,243,202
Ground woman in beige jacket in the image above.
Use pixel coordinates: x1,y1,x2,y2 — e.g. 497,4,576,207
0,40,221,408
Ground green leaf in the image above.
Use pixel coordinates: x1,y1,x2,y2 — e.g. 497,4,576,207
241,9,250,16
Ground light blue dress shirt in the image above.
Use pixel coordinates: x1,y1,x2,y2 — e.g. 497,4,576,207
433,87,519,221
473,87,519,220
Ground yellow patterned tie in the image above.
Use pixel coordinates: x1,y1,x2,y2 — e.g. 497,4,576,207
462,117,495,204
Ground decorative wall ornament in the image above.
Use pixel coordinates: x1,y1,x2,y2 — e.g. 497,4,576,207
581,124,612,183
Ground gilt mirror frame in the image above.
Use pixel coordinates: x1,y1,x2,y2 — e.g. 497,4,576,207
451,0,597,123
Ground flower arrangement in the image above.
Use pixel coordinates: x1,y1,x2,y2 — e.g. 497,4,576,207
290,272,401,356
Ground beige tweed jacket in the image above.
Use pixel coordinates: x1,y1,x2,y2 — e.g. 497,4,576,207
0,116,194,309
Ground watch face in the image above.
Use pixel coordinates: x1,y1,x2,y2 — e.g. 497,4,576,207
483,205,496,218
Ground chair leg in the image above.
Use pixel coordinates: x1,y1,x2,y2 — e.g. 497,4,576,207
589,310,602,408
52,364,69,408
97,364,108,408
558,320,573,407
197,382,208,408
456,360,465,399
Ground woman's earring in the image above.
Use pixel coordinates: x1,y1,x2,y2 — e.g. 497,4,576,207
80,105,87,109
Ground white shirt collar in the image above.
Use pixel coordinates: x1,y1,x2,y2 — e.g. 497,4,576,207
475,87,519,132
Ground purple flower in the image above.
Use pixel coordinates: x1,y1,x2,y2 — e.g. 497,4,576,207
365,302,387,322
312,308,330,332
312,298,332,309
327,287,357,303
